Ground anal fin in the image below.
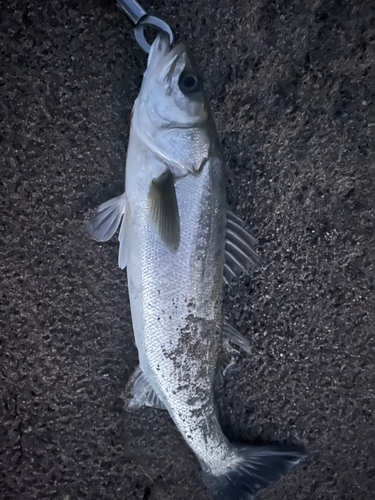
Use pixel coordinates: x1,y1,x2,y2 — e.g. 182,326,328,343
128,367,166,410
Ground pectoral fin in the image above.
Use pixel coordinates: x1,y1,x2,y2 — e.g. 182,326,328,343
148,170,180,251
128,367,166,410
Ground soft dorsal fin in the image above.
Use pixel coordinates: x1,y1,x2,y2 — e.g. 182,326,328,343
148,170,180,251
216,323,251,389
224,209,261,285
222,322,251,355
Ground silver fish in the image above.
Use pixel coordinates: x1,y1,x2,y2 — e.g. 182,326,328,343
86,34,304,500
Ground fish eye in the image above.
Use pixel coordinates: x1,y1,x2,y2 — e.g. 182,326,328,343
178,71,202,95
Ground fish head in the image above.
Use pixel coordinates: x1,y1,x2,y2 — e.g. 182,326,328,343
144,33,207,126
132,33,219,176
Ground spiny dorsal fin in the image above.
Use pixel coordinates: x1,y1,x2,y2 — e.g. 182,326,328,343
148,170,180,251
224,209,261,284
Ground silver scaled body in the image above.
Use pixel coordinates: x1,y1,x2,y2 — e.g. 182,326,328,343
125,127,231,471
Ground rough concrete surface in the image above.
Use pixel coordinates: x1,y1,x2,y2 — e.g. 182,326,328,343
1,0,374,499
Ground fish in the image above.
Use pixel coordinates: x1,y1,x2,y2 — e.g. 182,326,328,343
86,33,305,500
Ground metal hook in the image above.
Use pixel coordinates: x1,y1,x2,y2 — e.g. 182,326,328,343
117,0,173,53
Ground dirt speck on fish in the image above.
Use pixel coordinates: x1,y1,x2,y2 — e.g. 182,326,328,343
86,33,305,500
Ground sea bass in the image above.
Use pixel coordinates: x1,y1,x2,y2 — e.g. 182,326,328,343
86,34,304,500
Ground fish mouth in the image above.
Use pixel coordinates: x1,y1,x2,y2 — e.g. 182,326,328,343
146,33,189,80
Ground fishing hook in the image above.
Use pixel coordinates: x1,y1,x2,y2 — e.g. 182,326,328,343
117,0,173,53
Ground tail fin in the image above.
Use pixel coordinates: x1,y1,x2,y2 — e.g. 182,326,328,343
202,445,306,500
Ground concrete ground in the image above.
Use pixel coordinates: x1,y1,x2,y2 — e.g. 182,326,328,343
1,0,374,499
